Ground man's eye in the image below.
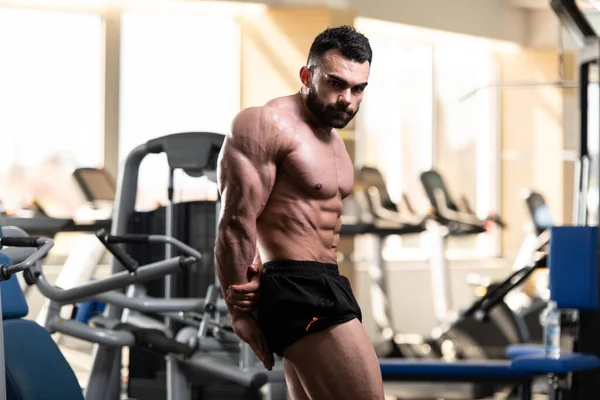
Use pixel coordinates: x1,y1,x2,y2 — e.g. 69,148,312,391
329,80,343,88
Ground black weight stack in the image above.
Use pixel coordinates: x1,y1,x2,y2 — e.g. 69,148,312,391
125,200,218,400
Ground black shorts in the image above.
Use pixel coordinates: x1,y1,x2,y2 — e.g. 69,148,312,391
257,260,362,357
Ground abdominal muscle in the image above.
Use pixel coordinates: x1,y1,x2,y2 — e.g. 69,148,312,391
256,195,343,265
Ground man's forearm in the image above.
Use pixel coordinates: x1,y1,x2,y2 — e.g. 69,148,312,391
215,225,257,315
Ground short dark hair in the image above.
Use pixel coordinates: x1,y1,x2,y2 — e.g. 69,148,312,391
307,25,372,68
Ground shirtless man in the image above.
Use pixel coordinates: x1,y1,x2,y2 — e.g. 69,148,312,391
215,26,384,399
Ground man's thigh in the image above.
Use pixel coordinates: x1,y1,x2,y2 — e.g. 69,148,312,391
282,318,384,400
283,359,310,400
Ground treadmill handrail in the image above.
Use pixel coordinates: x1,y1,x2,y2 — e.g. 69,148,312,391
366,186,426,227
433,189,486,228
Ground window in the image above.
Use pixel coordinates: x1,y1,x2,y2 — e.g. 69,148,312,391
354,36,434,259
0,7,103,210
434,48,500,258
354,18,501,260
119,9,240,209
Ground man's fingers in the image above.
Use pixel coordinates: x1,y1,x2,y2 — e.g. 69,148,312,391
227,294,259,307
260,336,274,370
248,340,266,365
252,329,273,370
253,334,273,371
228,291,259,302
228,289,259,299
230,281,260,294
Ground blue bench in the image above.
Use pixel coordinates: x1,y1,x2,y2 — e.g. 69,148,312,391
380,358,529,379
379,353,600,400
380,358,532,399
0,251,85,399
507,344,544,359
512,352,600,374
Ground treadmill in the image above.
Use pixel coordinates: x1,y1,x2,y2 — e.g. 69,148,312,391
419,169,531,360
348,167,536,399
349,167,440,359
0,167,114,237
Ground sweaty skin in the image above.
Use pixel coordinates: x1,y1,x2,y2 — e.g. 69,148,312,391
215,95,354,294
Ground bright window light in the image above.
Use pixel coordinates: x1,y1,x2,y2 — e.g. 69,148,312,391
119,10,240,209
0,7,103,169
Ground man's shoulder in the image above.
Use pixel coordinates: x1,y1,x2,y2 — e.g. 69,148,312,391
229,103,297,157
232,105,293,134
231,99,298,145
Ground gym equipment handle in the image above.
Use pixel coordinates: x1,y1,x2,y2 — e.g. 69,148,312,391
93,290,229,314
96,229,139,273
105,234,151,244
0,236,41,248
182,355,272,390
0,236,54,281
114,323,196,357
34,256,196,303
47,318,136,348
96,232,203,265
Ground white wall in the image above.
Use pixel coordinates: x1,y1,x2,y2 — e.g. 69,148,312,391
347,0,528,44
227,0,529,44
526,8,567,48
224,0,600,49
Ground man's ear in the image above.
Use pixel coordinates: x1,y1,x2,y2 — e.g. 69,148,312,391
299,66,312,88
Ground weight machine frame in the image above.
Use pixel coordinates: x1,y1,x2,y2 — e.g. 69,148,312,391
551,1,600,398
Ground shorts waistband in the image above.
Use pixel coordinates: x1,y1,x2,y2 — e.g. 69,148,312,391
262,260,339,276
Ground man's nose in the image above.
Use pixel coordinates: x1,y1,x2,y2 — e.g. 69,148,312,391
338,89,351,105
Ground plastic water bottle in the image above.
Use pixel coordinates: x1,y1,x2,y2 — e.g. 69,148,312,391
541,301,561,359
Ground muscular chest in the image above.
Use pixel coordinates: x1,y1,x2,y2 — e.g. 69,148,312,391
280,136,354,199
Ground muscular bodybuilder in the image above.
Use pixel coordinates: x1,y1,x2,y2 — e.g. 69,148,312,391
215,26,384,399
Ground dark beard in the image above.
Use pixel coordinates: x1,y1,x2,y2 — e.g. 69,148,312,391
306,86,357,129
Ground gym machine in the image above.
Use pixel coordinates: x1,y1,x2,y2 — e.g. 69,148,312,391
346,167,542,398
550,0,600,397
28,229,283,400
83,132,287,400
36,167,117,326
419,169,505,321
0,166,113,238
0,225,241,400
0,232,88,399
418,170,550,360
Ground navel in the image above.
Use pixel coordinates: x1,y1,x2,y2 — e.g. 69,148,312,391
314,183,323,190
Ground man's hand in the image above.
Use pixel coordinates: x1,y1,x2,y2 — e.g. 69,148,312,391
226,264,261,312
232,313,274,370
